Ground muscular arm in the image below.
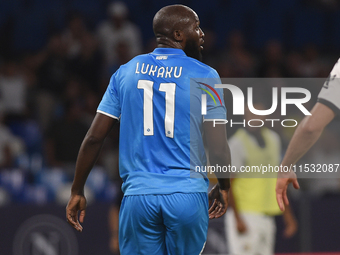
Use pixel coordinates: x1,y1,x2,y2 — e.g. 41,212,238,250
281,103,335,167
71,113,118,195
276,103,335,211
204,121,231,190
66,113,117,231
204,121,231,219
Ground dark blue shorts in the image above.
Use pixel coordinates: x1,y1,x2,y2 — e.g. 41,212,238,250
119,192,209,255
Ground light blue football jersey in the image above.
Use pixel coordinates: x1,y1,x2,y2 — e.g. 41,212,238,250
97,48,226,195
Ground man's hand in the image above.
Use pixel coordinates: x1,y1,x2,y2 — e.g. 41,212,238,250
276,171,300,211
208,184,229,219
66,194,87,232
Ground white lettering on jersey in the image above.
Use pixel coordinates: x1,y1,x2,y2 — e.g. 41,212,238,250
174,66,182,78
141,63,149,74
165,67,173,78
149,65,158,76
135,62,140,74
135,63,182,78
156,56,168,60
157,67,165,78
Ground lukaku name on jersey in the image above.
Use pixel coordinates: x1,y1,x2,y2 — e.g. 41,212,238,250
135,62,183,78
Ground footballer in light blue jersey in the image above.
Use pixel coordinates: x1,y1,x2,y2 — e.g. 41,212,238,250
66,5,231,255
97,47,226,196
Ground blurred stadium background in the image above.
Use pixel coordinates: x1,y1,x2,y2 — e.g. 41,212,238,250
0,0,340,254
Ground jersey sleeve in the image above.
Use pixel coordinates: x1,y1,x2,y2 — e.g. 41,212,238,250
97,71,121,119
202,69,227,120
317,58,340,116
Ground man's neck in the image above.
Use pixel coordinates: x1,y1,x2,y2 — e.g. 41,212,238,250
156,37,183,50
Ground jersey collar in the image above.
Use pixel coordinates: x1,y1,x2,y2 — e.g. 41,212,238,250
152,47,186,56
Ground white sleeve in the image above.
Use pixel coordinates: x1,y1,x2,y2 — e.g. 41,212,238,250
317,58,340,115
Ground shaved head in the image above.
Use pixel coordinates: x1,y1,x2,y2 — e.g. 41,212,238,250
153,5,204,61
153,5,196,37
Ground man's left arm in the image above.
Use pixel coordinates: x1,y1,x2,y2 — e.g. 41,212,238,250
204,121,231,219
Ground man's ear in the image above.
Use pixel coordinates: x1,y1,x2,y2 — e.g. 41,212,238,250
173,30,184,42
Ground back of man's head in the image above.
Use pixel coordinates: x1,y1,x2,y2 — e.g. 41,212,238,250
153,5,195,39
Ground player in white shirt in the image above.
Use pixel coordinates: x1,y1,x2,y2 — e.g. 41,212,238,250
276,59,340,211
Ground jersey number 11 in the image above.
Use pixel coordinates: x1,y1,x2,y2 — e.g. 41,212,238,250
138,80,176,138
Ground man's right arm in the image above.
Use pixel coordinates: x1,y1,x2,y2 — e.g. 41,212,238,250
71,113,118,195
281,102,335,168
204,121,231,218
66,113,118,231
276,102,334,211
